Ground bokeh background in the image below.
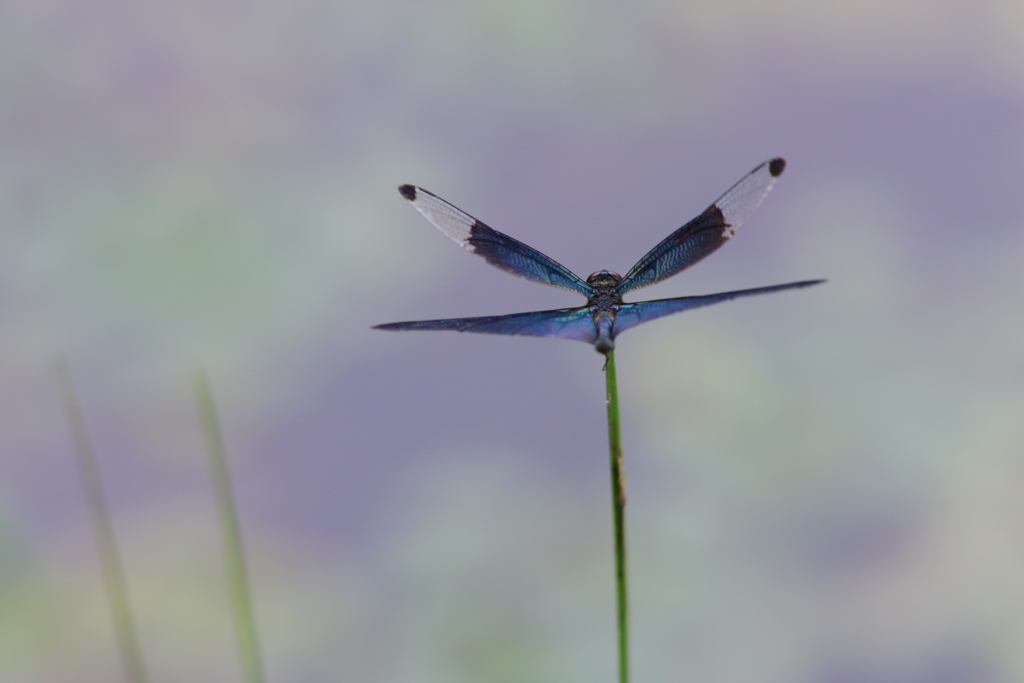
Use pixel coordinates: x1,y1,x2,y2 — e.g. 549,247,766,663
2,1,1023,681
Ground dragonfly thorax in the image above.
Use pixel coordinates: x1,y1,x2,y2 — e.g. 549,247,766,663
586,270,622,288
586,270,624,311
585,271,624,355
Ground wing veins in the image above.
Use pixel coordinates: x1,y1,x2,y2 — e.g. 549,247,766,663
374,306,597,343
400,185,592,296
616,158,785,295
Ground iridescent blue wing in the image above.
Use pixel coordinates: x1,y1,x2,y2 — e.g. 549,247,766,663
374,306,597,344
399,185,593,297
613,279,825,338
616,158,786,296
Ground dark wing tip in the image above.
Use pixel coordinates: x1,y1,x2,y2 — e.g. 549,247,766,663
398,184,417,200
768,158,786,177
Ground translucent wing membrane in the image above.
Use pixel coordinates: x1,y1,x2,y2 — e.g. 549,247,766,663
616,158,786,295
373,307,598,344
613,279,825,338
399,185,593,296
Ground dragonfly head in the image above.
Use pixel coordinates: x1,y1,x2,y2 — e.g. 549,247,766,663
586,270,622,289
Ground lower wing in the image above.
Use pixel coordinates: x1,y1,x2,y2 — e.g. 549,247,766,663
613,279,825,337
374,306,597,344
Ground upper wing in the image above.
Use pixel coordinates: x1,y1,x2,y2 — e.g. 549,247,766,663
615,158,786,296
612,279,825,337
374,306,597,344
399,185,593,297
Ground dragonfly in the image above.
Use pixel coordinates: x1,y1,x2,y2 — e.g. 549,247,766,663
374,158,824,354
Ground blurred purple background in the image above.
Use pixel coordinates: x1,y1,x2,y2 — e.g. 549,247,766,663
2,2,1022,681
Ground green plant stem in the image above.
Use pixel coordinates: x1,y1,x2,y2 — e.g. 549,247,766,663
56,359,150,683
194,369,265,683
604,349,628,683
